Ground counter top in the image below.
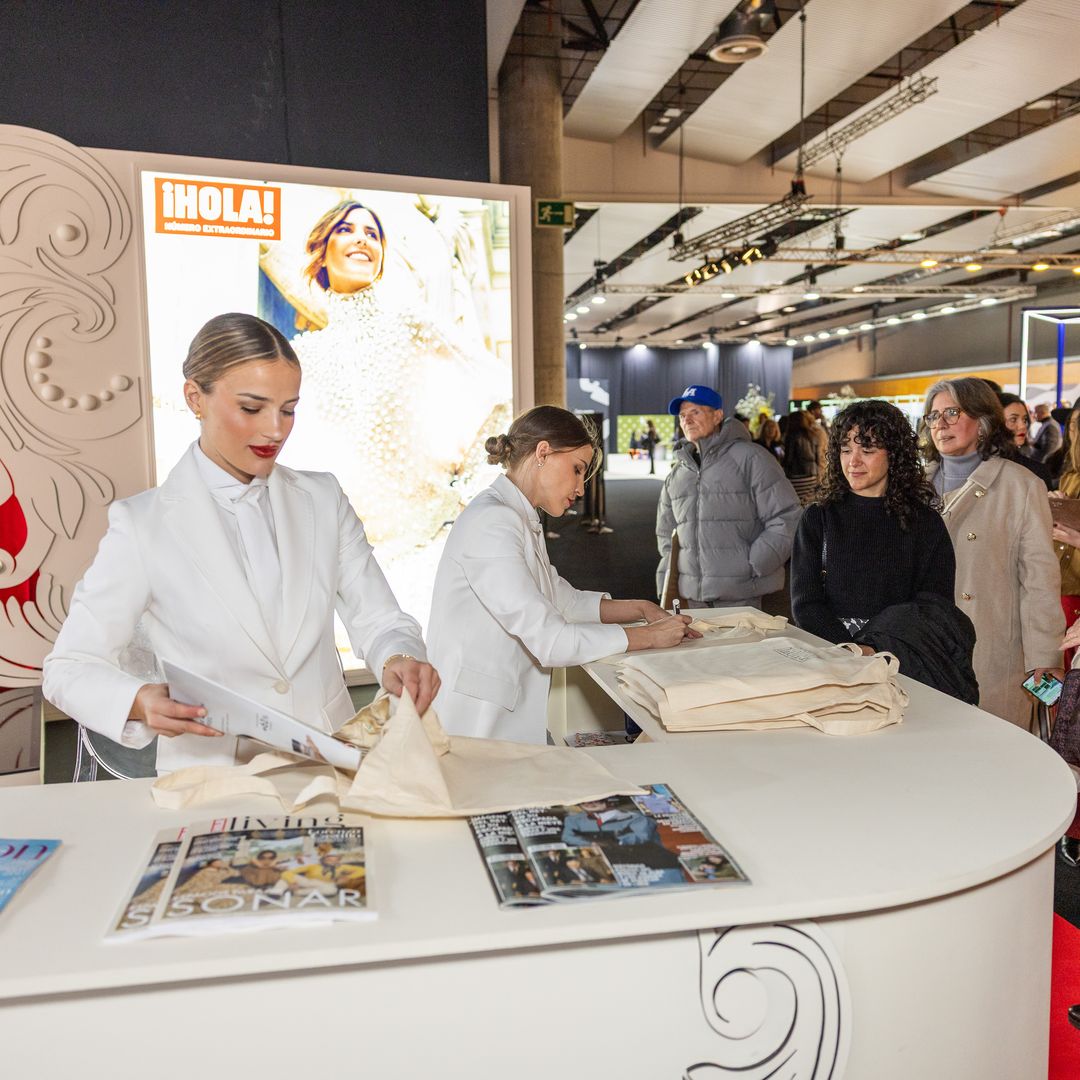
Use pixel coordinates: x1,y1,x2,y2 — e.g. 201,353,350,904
0,660,1073,1002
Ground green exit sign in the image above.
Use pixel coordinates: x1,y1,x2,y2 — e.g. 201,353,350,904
535,199,575,228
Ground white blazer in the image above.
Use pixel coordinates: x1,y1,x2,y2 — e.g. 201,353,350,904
43,444,426,772
427,474,627,744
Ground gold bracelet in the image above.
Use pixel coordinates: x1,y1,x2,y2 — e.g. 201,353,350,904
382,653,417,672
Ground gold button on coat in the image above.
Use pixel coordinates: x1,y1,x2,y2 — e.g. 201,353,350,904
967,532,976,540
974,490,984,498
272,679,289,694
961,592,972,600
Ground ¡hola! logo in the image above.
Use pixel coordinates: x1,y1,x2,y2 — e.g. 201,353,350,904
154,177,282,241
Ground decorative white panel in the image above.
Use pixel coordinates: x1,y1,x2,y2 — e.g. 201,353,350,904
0,125,149,717
687,921,851,1078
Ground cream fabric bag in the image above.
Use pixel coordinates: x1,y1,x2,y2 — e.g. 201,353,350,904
614,636,906,735
594,608,788,665
153,690,643,816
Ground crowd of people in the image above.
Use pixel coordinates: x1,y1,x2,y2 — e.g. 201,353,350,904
40,314,1079,770
657,378,1075,733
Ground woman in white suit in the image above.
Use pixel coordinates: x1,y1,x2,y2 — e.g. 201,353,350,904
43,313,439,773
427,406,696,744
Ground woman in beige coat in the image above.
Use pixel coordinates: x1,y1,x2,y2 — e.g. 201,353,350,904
923,378,1064,730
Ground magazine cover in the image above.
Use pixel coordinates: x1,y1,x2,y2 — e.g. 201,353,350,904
469,785,746,907
157,820,370,935
106,827,188,940
0,839,61,915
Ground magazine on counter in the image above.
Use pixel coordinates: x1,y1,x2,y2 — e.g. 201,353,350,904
107,813,372,939
162,659,363,772
469,784,746,907
563,731,635,747
0,839,61,915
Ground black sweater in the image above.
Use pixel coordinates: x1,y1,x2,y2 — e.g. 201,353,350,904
791,492,956,644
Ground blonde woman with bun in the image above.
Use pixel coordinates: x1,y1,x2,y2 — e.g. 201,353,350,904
427,406,697,744
43,312,438,774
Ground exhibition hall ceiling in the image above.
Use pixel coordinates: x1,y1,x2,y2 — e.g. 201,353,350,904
504,0,1080,348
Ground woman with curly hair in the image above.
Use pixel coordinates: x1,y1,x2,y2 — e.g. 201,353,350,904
791,400,956,651
923,377,1063,729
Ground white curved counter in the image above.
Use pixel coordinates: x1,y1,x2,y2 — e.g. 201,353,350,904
0,631,1074,1079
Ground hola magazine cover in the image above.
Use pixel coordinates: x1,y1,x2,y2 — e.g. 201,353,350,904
0,839,61,916
469,784,746,907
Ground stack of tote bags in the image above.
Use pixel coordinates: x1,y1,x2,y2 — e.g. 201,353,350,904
615,636,908,736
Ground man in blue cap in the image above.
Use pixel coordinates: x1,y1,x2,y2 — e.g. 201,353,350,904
657,385,800,609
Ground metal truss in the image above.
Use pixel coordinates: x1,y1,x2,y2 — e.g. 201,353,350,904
737,248,1080,269
986,208,1080,248
800,75,939,169
670,192,814,262
599,283,1036,300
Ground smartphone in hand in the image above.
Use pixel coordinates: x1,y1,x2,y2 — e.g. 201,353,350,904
1022,671,1064,707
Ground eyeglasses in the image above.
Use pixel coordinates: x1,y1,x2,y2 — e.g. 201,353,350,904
924,407,963,427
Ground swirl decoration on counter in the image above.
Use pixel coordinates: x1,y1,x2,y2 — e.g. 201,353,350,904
685,921,851,1080
0,125,137,704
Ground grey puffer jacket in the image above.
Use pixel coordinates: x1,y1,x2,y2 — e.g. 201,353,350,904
656,420,802,602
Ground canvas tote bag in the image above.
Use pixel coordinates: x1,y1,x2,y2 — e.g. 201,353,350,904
153,689,643,816
614,637,906,735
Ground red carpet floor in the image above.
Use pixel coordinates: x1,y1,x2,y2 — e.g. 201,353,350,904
1052,914,1080,1080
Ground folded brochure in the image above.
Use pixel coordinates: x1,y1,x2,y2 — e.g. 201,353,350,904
469,783,746,906
162,659,362,772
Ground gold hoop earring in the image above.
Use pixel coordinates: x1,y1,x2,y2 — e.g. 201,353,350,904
194,411,202,420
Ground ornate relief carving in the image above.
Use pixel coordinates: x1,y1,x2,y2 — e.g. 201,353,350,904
686,921,851,1079
0,126,139,694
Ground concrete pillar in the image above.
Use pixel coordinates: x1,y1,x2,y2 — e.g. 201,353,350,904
498,4,565,408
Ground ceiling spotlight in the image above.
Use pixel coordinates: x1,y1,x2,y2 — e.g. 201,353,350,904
980,297,998,306
900,231,924,242
965,262,982,273
675,338,684,345
804,291,820,301
886,316,901,325
564,312,578,321
1032,262,1050,272
632,342,647,353
576,304,590,314
911,312,927,321
803,334,816,343
647,125,668,135
817,331,830,340
786,338,798,346
579,342,587,350
707,1,776,64
663,107,684,119
836,327,850,336
721,292,737,299
705,341,718,352
859,322,874,331
920,259,938,269
738,319,751,326
940,306,956,314
1073,267,1080,276
782,305,797,313
590,294,606,305
852,286,866,293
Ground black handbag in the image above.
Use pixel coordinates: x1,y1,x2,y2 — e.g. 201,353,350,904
1049,669,1080,766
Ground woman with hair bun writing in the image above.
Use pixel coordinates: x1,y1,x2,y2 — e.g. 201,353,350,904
427,406,696,744
43,312,438,773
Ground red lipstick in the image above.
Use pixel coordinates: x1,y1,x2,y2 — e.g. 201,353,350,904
249,445,278,459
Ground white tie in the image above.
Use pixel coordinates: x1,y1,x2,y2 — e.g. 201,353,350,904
213,482,282,651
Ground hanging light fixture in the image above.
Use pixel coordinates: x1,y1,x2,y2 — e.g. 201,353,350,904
708,0,778,64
